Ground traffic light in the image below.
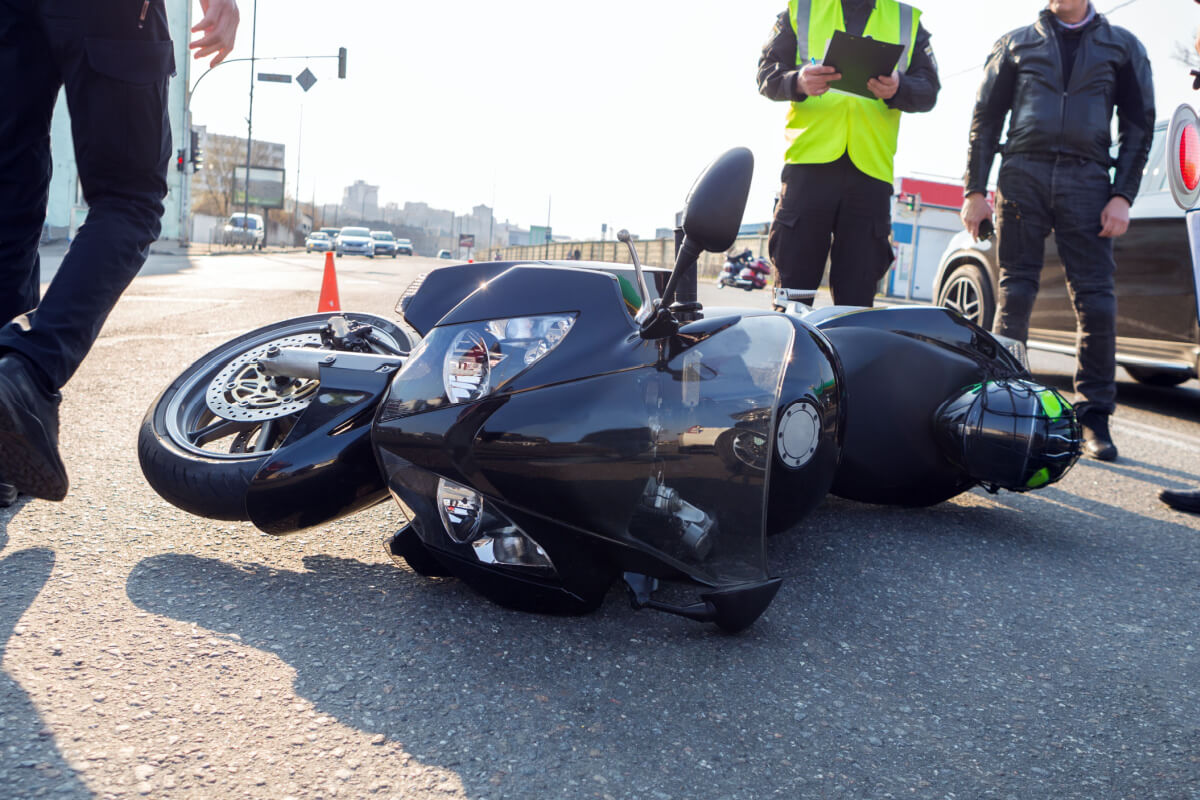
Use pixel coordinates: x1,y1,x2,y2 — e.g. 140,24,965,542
337,47,347,79
189,129,204,173
176,149,185,173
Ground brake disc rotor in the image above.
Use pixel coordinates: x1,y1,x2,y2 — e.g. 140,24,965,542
205,333,323,422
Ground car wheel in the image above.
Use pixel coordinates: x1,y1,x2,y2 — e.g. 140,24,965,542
336,252,343,258
937,262,995,330
1124,366,1193,387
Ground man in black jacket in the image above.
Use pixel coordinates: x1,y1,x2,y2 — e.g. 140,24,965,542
758,1,939,308
961,0,1155,461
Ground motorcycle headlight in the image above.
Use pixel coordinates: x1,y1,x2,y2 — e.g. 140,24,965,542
435,478,554,570
379,314,577,421
441,315,575,403
436,478,483,543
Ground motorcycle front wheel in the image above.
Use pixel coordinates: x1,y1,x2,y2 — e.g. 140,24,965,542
137,313,410,521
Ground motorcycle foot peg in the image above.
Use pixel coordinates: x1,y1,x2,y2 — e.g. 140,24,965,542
775,288,817,305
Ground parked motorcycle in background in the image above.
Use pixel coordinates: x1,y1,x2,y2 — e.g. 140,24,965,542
138,149,1081,632
716,248,770,290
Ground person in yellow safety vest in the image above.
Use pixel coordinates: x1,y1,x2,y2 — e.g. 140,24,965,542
758,0,939,308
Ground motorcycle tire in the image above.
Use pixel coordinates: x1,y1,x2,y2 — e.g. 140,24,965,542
138,312,411,521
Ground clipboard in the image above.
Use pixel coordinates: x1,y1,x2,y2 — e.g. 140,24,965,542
821,29,903,100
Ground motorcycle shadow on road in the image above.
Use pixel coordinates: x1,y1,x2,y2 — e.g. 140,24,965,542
123,471,1200,799
0,523,90,799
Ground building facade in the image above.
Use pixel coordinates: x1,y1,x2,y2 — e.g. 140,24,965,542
46,0,193,244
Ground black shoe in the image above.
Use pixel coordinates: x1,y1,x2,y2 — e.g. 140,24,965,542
1078,407,1118,462
1160,487,1200,514
0,355,67,501
0,479,16,508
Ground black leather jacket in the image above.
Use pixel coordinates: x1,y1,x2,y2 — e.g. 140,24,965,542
965,8,1155,204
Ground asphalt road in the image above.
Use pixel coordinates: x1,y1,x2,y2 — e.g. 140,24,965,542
2,250,1199,800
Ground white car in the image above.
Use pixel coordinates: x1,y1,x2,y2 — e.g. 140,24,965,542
304,231,333,253
223,213,265,249
336,226,374,258
370,230,399,258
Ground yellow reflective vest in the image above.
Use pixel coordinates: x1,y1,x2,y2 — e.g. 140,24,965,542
785,0,920,184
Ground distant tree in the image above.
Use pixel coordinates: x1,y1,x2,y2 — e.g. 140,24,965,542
192,135,280,218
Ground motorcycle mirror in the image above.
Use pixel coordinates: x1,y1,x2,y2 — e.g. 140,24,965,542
642,148,755,339
680,147,754,253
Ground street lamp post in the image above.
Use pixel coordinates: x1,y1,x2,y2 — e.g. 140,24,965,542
243,0,258,246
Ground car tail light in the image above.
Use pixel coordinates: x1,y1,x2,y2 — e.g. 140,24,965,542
1168,104,1200,210
1181,123,1200,191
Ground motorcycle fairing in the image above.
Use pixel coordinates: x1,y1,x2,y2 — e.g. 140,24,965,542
375,313,799,594
810,305,1028,506
398,261,671,338
244,359,396,535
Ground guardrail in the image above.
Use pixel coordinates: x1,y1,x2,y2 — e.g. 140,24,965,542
493,235,770,279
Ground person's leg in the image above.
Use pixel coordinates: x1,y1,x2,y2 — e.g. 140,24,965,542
993,155,1053,343
1051,158,1118,460
0,0,171,500
0,0,63,503
0,1,60,336
1051,159,1118,412
768,162,838,306
0,0,172,390
828,156,893,307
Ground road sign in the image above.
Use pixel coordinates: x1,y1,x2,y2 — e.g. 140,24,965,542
296,68,317,92
258,72,292,83
459,234,475,248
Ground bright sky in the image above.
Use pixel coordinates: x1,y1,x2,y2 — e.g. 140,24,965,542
189,0,1194,239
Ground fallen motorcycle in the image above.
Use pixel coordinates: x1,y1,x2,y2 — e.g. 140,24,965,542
139,149,1080,632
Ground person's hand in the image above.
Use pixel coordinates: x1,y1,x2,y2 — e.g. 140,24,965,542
190,0,240,68
797,63,842,97
1099,196,1131,238
960,192,993,240
867,70,900,101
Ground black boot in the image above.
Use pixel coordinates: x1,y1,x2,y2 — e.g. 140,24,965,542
0,479,16,508
1160,487,1200,514
1077,406,1117,462
0,354,68,500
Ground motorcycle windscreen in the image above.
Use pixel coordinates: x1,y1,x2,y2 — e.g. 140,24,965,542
624,316,793,585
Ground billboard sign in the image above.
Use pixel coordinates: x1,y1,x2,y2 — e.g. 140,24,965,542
458,234,475,248
232,166,286,209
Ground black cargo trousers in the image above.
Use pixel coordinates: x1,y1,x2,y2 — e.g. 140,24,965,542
993,153,1118,414
0,0,172,391
767,153,895,308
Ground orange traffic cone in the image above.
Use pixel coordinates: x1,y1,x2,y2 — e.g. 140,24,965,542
318,251,341,312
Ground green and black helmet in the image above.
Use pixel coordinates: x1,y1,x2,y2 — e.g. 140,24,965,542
934,379,1082,492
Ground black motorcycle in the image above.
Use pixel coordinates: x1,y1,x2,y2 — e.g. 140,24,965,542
139,149,1080,631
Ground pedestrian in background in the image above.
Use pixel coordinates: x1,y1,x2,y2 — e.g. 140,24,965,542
757,0,939,308
960,0,1154,462
0,0,240,507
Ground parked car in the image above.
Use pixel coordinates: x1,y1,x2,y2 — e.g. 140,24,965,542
305,231,333,253
335,226,375,258
934,121,1199,387
222,213,265,249
369,230,399,258
395,238,413,256
436,249,453,259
